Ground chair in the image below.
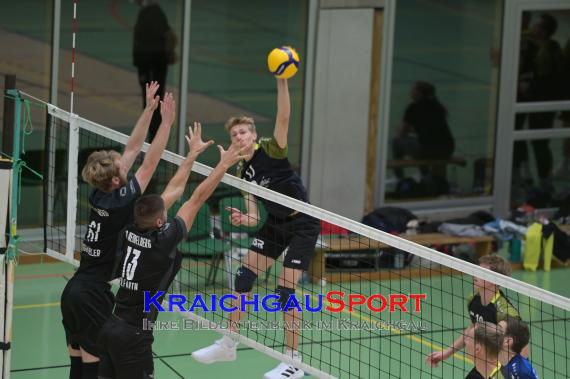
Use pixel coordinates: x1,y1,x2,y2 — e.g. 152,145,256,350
176,203,231,286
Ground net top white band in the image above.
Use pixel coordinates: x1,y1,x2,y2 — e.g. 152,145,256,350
43,99,570,312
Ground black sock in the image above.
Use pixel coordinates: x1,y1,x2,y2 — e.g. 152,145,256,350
81,362,98,379
69,356,82,379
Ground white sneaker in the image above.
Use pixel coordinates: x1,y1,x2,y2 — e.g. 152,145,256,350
192,336,237,364
263,362,304,379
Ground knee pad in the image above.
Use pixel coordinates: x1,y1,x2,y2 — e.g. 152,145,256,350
276,286,296,311
234,266,257,293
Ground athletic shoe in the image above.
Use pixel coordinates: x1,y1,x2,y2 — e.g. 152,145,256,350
263,362,304,379
192,336,237,364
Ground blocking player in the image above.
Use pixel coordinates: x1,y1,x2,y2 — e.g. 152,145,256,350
60,83,175,379
192,78,321,379
97,124,242,378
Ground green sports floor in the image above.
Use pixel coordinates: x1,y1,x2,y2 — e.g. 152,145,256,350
10,260,570,379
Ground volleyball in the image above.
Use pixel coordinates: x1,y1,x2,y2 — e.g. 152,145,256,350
267,46,300,79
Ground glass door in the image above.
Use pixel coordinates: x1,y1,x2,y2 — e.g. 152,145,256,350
494,0,570,216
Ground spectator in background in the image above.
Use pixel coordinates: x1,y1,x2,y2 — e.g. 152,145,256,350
553,37,570,180
514,13,563,191
392,81,455,180
513,12,538,186
133,0,177,143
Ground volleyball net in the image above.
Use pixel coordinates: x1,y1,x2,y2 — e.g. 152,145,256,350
17,92,570,378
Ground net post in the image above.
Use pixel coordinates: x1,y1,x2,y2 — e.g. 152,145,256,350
1,88,21,379
65,114,79,260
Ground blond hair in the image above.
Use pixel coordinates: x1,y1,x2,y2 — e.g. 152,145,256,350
81,150,121,192
479,255,512,277
224,116,256,133
474,321,504,358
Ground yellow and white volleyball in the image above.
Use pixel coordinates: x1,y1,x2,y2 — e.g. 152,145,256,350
267,46,300,79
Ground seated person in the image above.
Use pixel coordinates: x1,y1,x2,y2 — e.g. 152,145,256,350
392,81,455,180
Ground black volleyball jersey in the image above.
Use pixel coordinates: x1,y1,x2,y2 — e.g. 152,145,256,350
114,216,187,327
75,177,141,282
467,290,520,324
236,137,308,218
465,367,500,379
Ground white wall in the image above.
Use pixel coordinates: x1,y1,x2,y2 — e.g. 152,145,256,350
308,8,373,221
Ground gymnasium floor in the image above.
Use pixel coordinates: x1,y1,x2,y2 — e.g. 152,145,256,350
11,261,570,379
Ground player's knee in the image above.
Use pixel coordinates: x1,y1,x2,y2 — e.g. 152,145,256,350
234,266,257,293
276,286,296,311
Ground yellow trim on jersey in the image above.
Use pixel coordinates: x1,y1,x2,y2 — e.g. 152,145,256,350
490,291,501,304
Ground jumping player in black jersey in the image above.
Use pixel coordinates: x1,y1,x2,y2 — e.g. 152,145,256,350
192,78,321,379
97,124,242,379
426,255,521,369
60,82,175,379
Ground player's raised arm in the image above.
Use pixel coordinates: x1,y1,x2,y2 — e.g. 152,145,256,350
135,92,176,193
161,122,214,210
121,81,160,171
177,143,243,230
273,78,290,149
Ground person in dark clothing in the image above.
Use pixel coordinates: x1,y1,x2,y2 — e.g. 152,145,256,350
60,86,175,379
97,124,242,379
192,79,321,379
392,81,455,179
514,13,563,189
133,0,177,143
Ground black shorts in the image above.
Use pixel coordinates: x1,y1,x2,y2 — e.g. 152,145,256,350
60,277,114,356
250,213,320,270
97,315,154,379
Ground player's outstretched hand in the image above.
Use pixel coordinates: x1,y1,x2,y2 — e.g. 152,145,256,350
185,122,214,156
217,142,246,168
145,81,160,112
160,93,176,127
226,206,245,227
425,351,446,368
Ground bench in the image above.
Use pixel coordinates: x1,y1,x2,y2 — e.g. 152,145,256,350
308,233,494,284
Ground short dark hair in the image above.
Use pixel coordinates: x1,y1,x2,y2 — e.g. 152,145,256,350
540,13,558,37
504,316,530,354
134,195,165,230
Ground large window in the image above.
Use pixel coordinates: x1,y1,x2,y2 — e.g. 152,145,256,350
385,0,503,203
186,0,309,168
59,0,182,150
0,1,54,226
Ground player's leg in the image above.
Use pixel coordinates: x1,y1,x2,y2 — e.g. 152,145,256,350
193,220,284,364
67,343,82,379
192,250,275,364
264,214,319,379
96,319,115,379
229,251,274,329
61,280,83,379
77,282,115,379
